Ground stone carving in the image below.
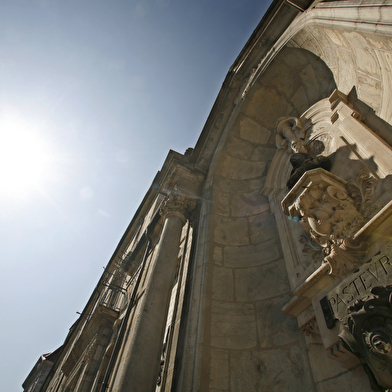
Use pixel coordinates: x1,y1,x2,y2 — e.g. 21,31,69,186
275,117,333,189
347,168,378,220
160,187,196,221
339,285,392,391
299,232,324,266
276,117,307,154
282,168,376,276
301,317,320,337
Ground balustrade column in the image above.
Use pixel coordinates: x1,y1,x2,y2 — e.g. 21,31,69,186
112,191,195,392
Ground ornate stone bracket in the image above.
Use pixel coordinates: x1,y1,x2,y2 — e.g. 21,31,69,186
282,168,372,276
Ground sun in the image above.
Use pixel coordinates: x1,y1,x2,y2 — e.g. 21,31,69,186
0,116,51,196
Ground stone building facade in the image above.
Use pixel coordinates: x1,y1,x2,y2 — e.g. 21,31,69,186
23,1,392,391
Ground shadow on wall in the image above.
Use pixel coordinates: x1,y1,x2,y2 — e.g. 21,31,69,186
348,86,392,148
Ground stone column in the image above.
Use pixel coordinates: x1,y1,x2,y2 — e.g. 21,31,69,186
111,190,195,392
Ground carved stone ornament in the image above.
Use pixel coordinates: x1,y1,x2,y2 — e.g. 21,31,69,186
275,116,334,189
160,187,196,222
339,285,392,392
276,116,307,154
300,317,320,337
282,168,374,276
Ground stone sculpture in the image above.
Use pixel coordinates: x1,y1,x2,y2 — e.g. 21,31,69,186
339,285,392,391
276,116,307,154
282,169,372,275
275,116,333,189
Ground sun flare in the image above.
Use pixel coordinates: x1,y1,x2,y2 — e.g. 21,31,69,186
0,116,51,195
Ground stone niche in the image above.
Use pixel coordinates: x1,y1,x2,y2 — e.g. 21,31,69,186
262,89,392,390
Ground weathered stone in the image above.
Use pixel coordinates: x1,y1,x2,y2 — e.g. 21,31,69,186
230,192,270,217
346,31,380,75
263,61,297,99
214,216,249,246
357,72,381,113
235,260,290,301
316,365,372,392
239,117,271,145
214,176,251,193
336,53,357,95
299,63,320,103
366,35,390,50
256,296,298,348
209,348,229,391
212,266,233,301
324,28,348,47
291,85,309,114
230,348,312,392
311,58,338,99
213,246,223,264
216,153,265,180
211,301,257,349
307,343,353,383
224,134,254,160
249,212,278,244
214,190,230,217
224,239,280,268
250,145,276,163
248,176,267,192
281,46,312,70
245,85,294,128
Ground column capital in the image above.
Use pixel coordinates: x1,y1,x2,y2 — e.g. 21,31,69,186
160,189,196,223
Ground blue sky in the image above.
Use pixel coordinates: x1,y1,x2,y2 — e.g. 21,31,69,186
0,1,272,390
